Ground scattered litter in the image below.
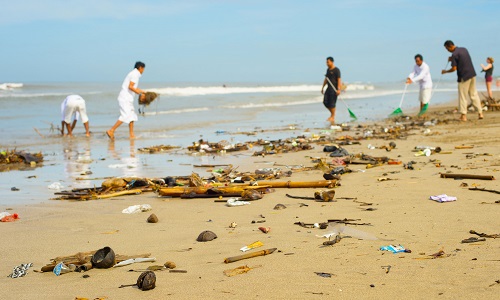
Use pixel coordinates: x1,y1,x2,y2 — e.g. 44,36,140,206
429,194,457,203
119,271,156,291
380,245,410,253
273,204,287,210
469,230,500,238
114,257,156,268
240,241,264,252
381,265,391,274
53,262,73,276
258,227,270,234
224,248,277,263
122,204,152,214
226,198,250,207
461,237,486,243
7,263,33,278
314,272,334,278
223,265,261,277
229,222,237,228
318,223,378,240
48,182,64,190
323,235,342,246
0,212,19,222
197,230,217,242
164,261,176,269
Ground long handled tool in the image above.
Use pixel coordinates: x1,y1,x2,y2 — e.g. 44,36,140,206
389,84,409,117
418,61,450,116
325,76,357,120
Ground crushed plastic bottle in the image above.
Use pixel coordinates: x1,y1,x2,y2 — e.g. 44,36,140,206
380,244,410,253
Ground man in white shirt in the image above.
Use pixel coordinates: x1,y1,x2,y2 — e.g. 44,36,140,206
61,95,90,137
106,61,146,140
406,54,432,115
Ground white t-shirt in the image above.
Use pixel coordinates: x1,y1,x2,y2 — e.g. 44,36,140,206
118,68,142,101
409,62,433,90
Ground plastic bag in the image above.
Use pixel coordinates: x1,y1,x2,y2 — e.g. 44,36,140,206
122,204,152,214
226,198,250,207
318,223,378,240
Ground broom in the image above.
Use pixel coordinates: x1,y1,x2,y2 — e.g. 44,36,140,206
325,77,357,120
418,61,450,116
389,84,409,117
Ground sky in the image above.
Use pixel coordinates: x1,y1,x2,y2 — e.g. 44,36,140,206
0,0,499,84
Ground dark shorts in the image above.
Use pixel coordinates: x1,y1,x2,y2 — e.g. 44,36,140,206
323,91,338,109
486,76,493,83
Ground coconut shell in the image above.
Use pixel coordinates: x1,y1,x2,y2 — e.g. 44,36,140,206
273,204,286,210
196,230,217,242
137,271,156,291
147,214,158,223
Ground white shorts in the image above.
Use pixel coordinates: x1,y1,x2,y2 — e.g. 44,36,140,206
63,95,88,124
419,88,432,104
118,95,138,124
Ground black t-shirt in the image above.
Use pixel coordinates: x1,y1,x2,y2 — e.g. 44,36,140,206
325,67,341,92
451,47,476,82
485,65,494,78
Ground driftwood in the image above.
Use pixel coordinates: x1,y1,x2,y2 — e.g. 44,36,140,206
254,180,336,188
469,230,500,238
327,218,372,226
468,187,500,194
159,186,268,197
41,251,151,272
440,173,495,180
224,248,277,264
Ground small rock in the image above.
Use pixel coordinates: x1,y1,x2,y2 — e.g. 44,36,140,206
11,187,20,191
83,274,90,278
370,284,375,288
164,261,176,269
229,222,237,228
147,214,158,223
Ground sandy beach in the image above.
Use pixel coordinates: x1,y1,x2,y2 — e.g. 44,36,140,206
1,93,500,300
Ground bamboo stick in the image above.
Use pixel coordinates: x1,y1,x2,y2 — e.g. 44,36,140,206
224,248,277,264
440,173,495,180
254,180,336,188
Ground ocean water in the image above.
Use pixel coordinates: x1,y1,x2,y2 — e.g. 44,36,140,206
0,80,478,205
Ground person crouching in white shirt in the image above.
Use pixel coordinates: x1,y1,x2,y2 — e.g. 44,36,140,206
61,95,90,137
406,54,433,116
106,61,146,140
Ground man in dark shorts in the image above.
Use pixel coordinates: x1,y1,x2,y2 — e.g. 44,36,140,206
441,40,483,121
321,57,341,124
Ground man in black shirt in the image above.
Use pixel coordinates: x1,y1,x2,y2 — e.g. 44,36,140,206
442,40,484,121
321,57,342,124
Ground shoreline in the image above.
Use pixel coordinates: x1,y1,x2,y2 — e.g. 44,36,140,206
1,92,499,299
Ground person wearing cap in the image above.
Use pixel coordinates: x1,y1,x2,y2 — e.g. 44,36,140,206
442,40,483,121
61,95,90,137
406,54,432,116
107,61,146,139
481,57,494,100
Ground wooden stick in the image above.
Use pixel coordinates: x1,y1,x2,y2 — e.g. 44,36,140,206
440,173,495,180
95,189,142,199
224,248,277,264
468,187,500,194
255,180,336,188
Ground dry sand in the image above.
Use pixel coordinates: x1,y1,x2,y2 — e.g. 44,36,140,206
1,94,500,300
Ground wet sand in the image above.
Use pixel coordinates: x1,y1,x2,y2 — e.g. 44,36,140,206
1,94,500,299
